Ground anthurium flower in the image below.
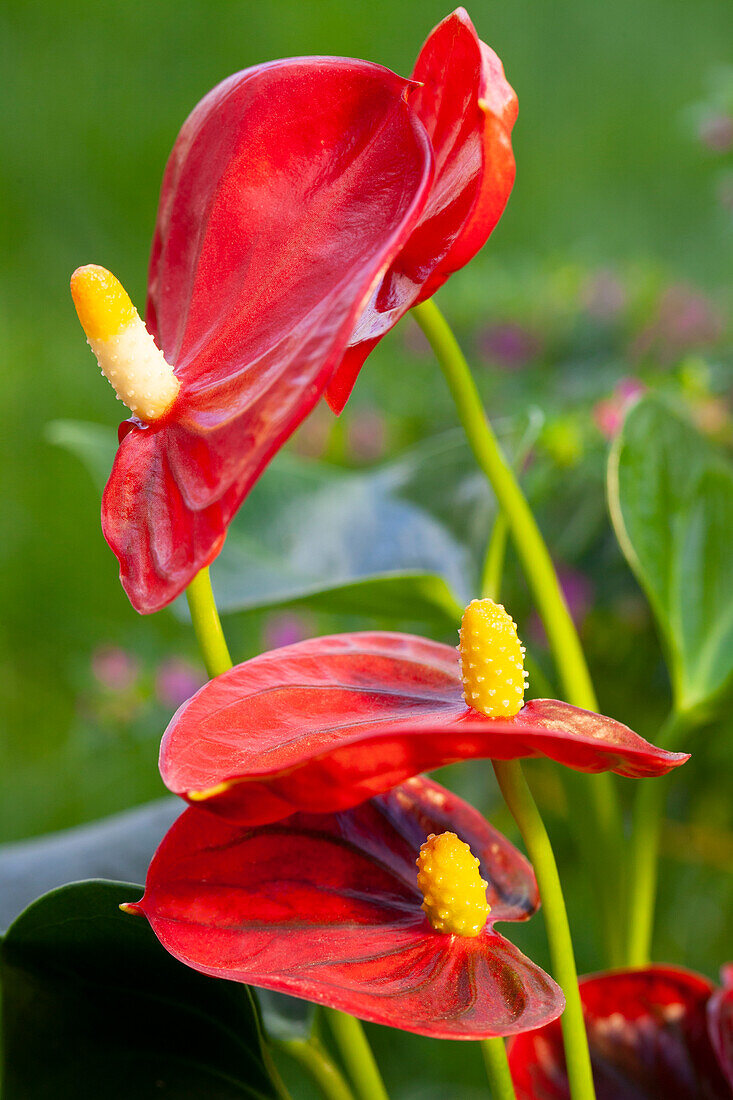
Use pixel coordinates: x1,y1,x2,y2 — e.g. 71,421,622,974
71,9,516,614
126,776,564,1039
159,617,688,827
507,965,733,1098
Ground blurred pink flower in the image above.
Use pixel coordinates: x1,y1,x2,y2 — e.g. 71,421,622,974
263,611,315,651
593,377,646,439
347,408,388,463
718,173,733,212
289,402,333,459
529,567,594,646
91,646,139,693
477,322,542,370
557,568,594,629
697,112,733,153
156,658,205,710
633,284,725,364
582,269,627,321
402,320,432,358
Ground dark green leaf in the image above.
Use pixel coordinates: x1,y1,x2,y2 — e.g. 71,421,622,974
608,396,733,716
1,880,282,1099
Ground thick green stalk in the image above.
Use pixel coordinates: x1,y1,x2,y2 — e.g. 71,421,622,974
626,709,694,966
185,569,387,1099
325,1010,389,1100
185,566,232,678
276,1038,356,1100
481,1037,517,1100
481,512,509,601
262,1043,294,1100
412,300,596,710
494,761,595,1100
412,298,624,965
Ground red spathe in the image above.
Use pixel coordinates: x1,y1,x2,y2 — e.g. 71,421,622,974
159,632,689,825
100,10,517,613
325,7,517,412
135,776,564,1039
508,966,733,1099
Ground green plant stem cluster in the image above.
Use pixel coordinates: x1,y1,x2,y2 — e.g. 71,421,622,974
276,1036,355,1100
626,709,695,967
494,760,596,1100
413,299,601,1100
184,566,390,1100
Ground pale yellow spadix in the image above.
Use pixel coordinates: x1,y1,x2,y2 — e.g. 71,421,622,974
70,264,179,422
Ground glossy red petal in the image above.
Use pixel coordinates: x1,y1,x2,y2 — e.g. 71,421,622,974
326,9,517,413
409,7,517,291
159,632,688,825
508,967,731,1100
101,59,434,612
136,777,563,1039
708,966,733,1089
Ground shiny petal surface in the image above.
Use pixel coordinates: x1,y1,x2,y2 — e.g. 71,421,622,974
159,632,688,824
508,967,732,1100
326,8,517,413
708,965,733,1089
102,59,433,612
135,777,564,1039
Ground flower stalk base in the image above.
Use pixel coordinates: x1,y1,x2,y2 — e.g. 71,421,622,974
325,1009,389,1100
493,759,596,1100
481,1036,517,1100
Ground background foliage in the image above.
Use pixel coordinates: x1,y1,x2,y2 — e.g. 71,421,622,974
1,1,731,1095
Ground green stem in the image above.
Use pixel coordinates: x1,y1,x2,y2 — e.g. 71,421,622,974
412,298,624,965
625,709,695,967
184,569,386,1096
275,1038,356,1100
412,300,596,710
481,1037,517,1100
325,1009,389,1100
493,760,595,1100
481,512,509,601
262,1043,294,1100
185,566,233,679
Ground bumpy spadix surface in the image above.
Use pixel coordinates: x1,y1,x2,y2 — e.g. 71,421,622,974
159,631,689,826
459,598,527,717
134,777,565,1039
71,265,179,422
417,831,490,936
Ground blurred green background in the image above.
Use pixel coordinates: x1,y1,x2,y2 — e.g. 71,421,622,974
1,1,731,1094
